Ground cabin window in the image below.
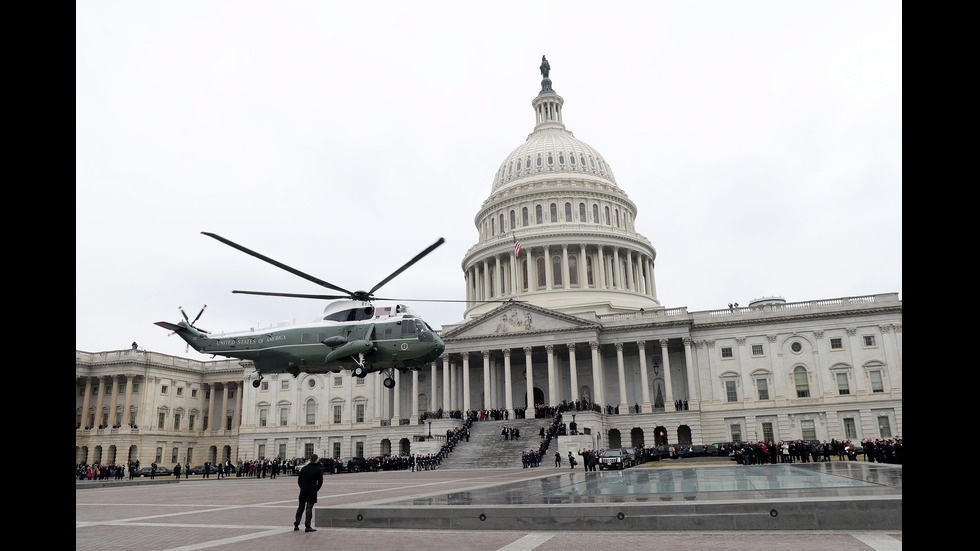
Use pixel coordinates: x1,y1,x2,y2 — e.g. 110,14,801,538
384,328,392,339
301,333,312,343
401,319,417,335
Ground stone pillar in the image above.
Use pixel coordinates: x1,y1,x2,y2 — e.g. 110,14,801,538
94,377,106,427
561,244,570,289
220,383,229,430
615,342,628,413
411,370,419,424
684,337,699,408
590,341,604,407
596,246,606,289
503,348,514,417
638,341,651,413
207,384,215,430
626,250,635,291
108,376,120,426
450,359,458,411
462,353,471,412
524,347,534,409
567,343,579,402
443,356,451,411
81,377,92,428
579,244,587,288
660,339,675,409
431,361,438,413
392,370,401,424
881,324,902,391
234,382,242,430
544,245,553,290
123,375,133,426
613,248,621,290
482,350,491,410
546,344,556,405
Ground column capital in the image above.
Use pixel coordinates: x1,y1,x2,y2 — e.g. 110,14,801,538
615,342,624,352
523,346,533,354
502,348,511,357
636,340,646,351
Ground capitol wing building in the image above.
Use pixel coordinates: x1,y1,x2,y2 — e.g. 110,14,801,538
75,61,902,468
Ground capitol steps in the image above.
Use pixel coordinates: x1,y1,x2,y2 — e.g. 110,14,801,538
438,418,549,469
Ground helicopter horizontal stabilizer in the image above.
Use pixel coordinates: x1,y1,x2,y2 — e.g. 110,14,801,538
324,340,373,363
155,321,184,332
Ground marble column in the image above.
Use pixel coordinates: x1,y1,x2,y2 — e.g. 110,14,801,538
524,347,534,409
660,339,675,409
233,383,242,430
546,344,556,405
411,370,419,423
482,351,491,410
590,341,604,407
81,377,92,427
615,342,628,413
392,370,401,423
567,344,579,402
123,376,133,426
443,356,451,411
462,353,471,412
638,341,651,413
503,348,513,417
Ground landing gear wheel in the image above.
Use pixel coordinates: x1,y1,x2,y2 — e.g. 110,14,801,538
353,366,367,378
383,377,395,389
252,379,261,388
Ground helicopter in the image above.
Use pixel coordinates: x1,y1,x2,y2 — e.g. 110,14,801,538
155,232,454,389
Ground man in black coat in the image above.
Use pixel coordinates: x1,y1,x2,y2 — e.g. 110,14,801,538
294,454,324,532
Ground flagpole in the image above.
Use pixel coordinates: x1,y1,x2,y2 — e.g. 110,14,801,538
513,233,521,300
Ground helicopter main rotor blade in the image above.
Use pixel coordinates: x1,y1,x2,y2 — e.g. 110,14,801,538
372,296,525,304
232,290,352,300
202,232,354,297
368,237,445,295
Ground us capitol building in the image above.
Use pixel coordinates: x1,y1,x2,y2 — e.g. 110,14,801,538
75,59,902,468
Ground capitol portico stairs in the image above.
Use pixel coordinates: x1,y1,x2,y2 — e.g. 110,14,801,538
437,418,548,469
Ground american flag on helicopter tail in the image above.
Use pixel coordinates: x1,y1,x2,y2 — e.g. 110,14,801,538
513,234,521,257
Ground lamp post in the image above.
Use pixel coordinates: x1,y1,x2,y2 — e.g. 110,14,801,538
428,421,432,440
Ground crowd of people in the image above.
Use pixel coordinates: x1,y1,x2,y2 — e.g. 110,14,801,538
726,438,903,465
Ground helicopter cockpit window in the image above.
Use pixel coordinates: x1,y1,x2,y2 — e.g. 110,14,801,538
401,319,417,335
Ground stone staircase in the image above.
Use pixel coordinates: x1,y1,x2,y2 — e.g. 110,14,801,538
438,417,549,469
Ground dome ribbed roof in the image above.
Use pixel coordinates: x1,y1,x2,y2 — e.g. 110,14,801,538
491,128,617,193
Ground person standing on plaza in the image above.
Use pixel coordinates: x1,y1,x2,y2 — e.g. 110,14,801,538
295,454,324,532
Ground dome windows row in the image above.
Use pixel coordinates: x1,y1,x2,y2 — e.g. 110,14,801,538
496,151,609,187
480,199,634,240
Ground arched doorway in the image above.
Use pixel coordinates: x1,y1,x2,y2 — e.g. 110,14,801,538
380,439,391,456
524,387,545,408
677,425,692,445
608,428,622,448
399,438,411,455
630,427,644,448
653,426,668,446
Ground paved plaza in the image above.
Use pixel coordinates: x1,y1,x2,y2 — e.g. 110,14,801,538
76,464,902,551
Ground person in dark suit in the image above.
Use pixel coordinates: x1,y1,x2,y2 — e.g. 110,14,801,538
294,454,324,532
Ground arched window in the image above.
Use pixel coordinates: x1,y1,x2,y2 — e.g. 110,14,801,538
491,218,495,236
569,255,578,285
535,204,543,224
536,155,542,167
522,207,529,226
547,153,553,165
586,256,594,285
526,157,531,169
605,206,611,225
592,204,599,224
550,203,557,222
508,163,512,175
564,202,572,221
615,209,620,227
500,213,505,233
579,202,586,221
510,210,516,230
536,257,546,288
552,256,562,286
305,399,316,425
794,367,810,398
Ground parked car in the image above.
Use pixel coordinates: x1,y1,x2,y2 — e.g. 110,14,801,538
598,449,628,470
137,466,172,477
335,457,367,473
622,447,639,467
687,445,707,457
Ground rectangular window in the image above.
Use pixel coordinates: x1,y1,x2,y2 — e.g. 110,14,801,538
258,444,266,460
304,443,314,459
306,402,315,425
158,412,166,429
171,447,179,463
176,387,183,396
155,447,163,463
161,385,169,395
721,347,733,359
332,442,341,459
761,422,774,442
863,335,877,347
801,420,816,440
334,377,343,387
751,344,764,356
191,389,198,398
356,403,365,423
830,337,843,350
261,381,269,391
355,441,364,457
280,407,288,426
173,413,181,430
259,409,268,427
725,380,738,402
301,333,312,343
756,378,769,400
730,424,742,442
877,416,892,438
279,443,287,459
188,414,195,430
836,372,850,395
843,417,858,439
333,405,342,424
870,371,884,392
280,380,288,391
356,376,365,386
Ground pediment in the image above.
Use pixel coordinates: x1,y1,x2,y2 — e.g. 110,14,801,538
441,302,599,341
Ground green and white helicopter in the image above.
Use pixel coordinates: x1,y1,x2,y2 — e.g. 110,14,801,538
156,232,456,389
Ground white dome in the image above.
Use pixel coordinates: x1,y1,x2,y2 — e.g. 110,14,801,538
492,127,617,193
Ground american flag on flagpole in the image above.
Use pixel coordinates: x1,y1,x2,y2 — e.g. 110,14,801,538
513,234,521,257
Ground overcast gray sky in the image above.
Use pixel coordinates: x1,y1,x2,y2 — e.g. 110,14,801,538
76,1,902,359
